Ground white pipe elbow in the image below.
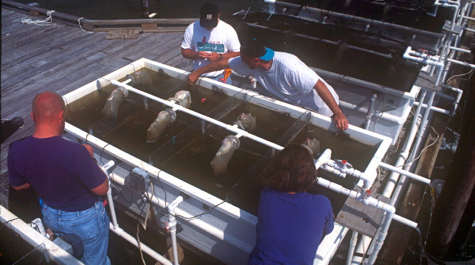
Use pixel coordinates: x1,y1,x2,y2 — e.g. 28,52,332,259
168,196,184,216
315,149,332,169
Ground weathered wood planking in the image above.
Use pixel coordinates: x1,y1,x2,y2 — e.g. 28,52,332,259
0,8,193,191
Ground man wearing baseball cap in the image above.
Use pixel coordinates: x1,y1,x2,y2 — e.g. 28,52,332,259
181,3,240,84
188,37,349,131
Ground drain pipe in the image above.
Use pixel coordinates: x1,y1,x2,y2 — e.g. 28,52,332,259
365,92,378,130
111,79,284,151
346,231,359,265
168,196,184,265
441,84,464,116
381,89,426,198
390,91,435,207
101,161,173,265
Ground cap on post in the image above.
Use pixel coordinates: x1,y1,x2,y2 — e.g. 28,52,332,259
240,38,275,61
200,3,219,29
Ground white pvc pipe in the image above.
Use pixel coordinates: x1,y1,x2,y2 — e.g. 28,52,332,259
315,148,332,169
346,231,358,265
413,101,451,115
109,224,173,265
434,0,459,30
364,93,378,130
378,162,431,185
390,91,435,207
314,178,415,227
168,196,184,265
403,46,445,68
447,86,463,116
0,206,84,265
351,90,424,264
382,90,426,198
321,164,347,178
366,209,395,265
111,79,284,151
326,159,375,189
446,57,475,68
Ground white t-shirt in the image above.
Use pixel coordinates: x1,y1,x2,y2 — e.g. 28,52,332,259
181,20,240,77
229,52,339,116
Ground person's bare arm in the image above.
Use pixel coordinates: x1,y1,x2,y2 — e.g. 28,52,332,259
313,80,349,130
188,58,231,85
91,178,109,196
11,182,30,191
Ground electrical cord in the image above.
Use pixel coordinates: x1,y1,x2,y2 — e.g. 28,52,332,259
402,126,440,167
0,218,19,229
150,174,227,221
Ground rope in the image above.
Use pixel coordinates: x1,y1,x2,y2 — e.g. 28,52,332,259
21,10,55,26
78,17,94,34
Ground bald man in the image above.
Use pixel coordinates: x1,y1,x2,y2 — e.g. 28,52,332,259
8,92,111,265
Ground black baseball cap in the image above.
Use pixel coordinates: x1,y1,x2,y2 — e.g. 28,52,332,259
200,3,219,29
240,38,275,61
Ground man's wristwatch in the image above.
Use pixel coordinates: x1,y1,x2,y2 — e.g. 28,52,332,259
219,54,223,60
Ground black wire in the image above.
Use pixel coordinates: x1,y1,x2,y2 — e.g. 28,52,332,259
153,174,228,221
99,143,110,166
112,183,134,204
0,218,19,229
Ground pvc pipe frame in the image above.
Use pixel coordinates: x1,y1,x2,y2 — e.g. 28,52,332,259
390,91,435,207
111,79,284,151
102,161,174,265
351,90,425,265
314,152,417,228
168,196,184,265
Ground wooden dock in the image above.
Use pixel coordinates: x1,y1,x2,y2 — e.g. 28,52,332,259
0,7,193,197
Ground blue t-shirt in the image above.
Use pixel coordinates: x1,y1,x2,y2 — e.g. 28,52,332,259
8,136,106,212
248,186,334,265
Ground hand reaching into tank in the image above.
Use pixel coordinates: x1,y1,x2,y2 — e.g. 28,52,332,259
333,113,349,131
188,71,201,86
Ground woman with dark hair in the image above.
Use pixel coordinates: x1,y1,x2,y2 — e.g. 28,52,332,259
248,144,334,265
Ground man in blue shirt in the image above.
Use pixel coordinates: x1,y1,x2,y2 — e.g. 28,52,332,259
8,91,110,264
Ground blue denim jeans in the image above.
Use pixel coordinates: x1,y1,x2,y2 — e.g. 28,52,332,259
42,202,111,265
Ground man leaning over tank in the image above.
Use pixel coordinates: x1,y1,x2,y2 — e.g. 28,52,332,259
8,91,111,265
181,2,240,84
188,37,349,131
